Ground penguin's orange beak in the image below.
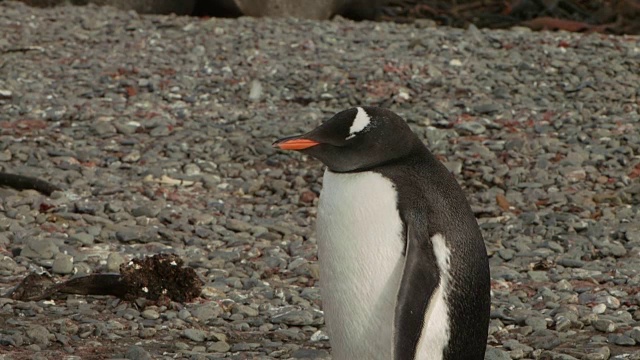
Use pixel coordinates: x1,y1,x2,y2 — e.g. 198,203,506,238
273,136,320,150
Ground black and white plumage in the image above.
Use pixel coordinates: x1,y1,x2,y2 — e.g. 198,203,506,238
273,107,491,360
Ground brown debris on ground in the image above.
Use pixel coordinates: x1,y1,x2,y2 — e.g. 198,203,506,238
119,253,204,303
381,0,640,35
4,254,203,303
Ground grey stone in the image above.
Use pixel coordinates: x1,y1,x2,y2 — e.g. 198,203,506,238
0,256,19,273
149,126,170,137
593,319,616,333
115,226,153,243
139,328,156,338
207,341,231,353
70,232,95,246
74,200,103,215
249,80,263,102
233,304,259,317
443,161,463,175
525,317,548,331
131,205,162,218
503,339,533,354
21,238,59,260
530,335,562,350
178,309,192,320
141,309,160,320
528,271,549,282
122,150,141,162
191,303,221,323
106,252,125,272
91,121,117,136
225,219,252,232
579,292,621,309
557,258,585,268
473,103,501,114
26,325,50,346
125,345,153,360
0,150,12,161
271,310,314,325
455,121,486,135
291,348,331,359
484,347,511,360
181,328,206,342
183,163,201,176
230,342,260,351
52,254,74,274
539,352,579,360
584,347,611,360
608,334,636,346
555,279,573,291
0,89,13,99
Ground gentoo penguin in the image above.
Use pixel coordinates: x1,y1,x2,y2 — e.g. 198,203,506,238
273,107,490,360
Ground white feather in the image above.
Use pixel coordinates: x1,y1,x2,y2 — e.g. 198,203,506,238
346,107,371,140
415,233,451,360
317,169,404,359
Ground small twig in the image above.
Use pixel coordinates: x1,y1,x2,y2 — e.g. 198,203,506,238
0,172,61,196
564,80,595,93
3,46,46,54
5,273,127,301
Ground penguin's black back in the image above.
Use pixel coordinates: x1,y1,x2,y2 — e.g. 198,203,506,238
373,145,491,359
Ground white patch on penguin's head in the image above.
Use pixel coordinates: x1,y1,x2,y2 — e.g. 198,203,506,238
345,107,371,140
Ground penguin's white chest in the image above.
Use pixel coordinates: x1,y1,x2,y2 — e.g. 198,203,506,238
316,169,405,360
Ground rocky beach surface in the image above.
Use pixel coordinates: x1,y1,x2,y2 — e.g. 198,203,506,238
0,1,639,359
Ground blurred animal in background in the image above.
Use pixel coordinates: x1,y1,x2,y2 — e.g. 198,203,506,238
14,0,386,20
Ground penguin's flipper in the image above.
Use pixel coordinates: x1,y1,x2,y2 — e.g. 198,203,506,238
393,217,440,359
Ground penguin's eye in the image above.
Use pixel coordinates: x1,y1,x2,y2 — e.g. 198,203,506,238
345,107,370,140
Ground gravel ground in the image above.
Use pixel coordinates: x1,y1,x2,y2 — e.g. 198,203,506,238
0,1,639,359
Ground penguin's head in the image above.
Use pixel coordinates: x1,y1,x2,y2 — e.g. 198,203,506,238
273,107,420,172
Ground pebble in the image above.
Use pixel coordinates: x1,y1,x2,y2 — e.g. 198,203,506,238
485,347,511,360
182,329,206,342
455,121,486,135
131,205,162,218
70,232,95,246
608,334,636,346
0,149,12,161
225,219,253,232
115,226,147,243
20,238,59,259
106,252,125,272
291,348,331,359
141,309,160,320
593,319,616,333
249,80,263,101
25,325,50,346
473,103,501,114
271,310,314,326
208,341,232,353
51,254,74,274
191,303,221,323
233,304,260,317
525,317,548,331
126,345,153,360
